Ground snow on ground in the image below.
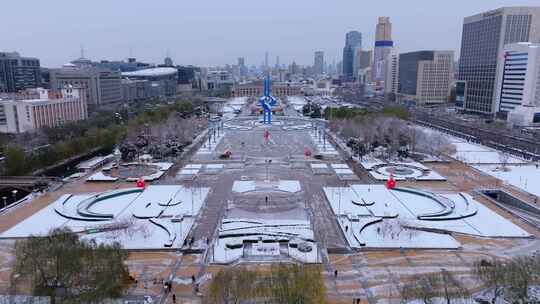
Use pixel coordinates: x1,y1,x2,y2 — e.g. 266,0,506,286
323,184,530,248
1,186,210,249
309,131,338,155
359,156,446,181
421,127,527,165
474,164,540,198
310,163,333,175
86,171,119,182
287,96,307,111
196,131,225,155
338,216,461,249
223,97,248,118
232,180,301,193
205,163,224,169
86,162,173,182
76,154,114,171
211,218,319,264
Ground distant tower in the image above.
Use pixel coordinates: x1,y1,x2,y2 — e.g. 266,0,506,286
314,51,324,75
265,51,269,69
372,17,394,82
342,31,362,80
164,57,173,67
238,57,246,77
276,56,280,68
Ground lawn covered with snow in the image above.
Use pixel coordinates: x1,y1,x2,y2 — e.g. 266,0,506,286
323,184,530,248
474,164,540,198
1,185,210,250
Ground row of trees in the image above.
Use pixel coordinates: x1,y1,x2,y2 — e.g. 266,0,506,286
208,264,326,304
401,254,540,304
329,112,455,160
2,100,198,175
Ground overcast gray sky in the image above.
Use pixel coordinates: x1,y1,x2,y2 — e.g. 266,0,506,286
2,0,539,68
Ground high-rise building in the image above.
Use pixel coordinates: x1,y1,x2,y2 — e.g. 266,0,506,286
342,31,362,80
0,52,41,93
495,42,540,125
398,50,454,105
0,87,87,133
359,50,373,70
458,7,540,114
384,50,399,96
275,56,280,69
354,50,373,79
314,51,325,75
238,57,247,77
372,17,394,82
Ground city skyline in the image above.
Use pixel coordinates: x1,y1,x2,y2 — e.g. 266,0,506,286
2,0,540,68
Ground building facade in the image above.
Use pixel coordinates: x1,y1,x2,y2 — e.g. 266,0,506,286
384,50,399,96
0,52,41,93
494,42,540,125
342,31,362,80
121,79,151,103
0,87,87,133
206,70,234,91
50,67,123,107
398,50,454,105
122,67,178,99
314,51,325,75
458,7,540,114
233,81,302,97
372,17,394,83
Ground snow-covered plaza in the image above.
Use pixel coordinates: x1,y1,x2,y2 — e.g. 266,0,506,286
1,185,209,249
324,184,531,249
360,157,446,181
1,102,540,303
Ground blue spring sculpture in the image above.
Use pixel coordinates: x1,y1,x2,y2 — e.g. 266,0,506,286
259,75,277,124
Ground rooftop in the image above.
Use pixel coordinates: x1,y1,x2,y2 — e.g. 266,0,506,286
122,67,177,77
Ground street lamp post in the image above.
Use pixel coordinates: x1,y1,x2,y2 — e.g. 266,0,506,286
12,190,18,203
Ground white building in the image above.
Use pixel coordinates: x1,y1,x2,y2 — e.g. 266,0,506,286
206,70,234,90
495,42,540,126
0,87,87,133
384,50,399,96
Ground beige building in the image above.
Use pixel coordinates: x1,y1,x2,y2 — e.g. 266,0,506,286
398,50,453,104
0,87,87,133
233,81,302,97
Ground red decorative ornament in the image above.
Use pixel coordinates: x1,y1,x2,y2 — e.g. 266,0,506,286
304,148,312,157
386,175,396,190
136,177,146,188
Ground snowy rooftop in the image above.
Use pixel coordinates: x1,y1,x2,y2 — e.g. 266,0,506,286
122,67,177,77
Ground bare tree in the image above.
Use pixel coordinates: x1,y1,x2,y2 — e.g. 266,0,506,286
499,152,510,172
474,259,506,304
401,270,469,304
